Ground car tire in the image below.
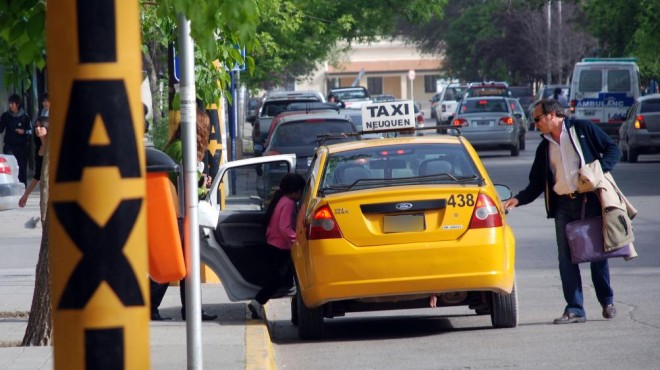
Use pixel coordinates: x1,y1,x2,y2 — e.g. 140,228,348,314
619,141,628,162
290,296,299,326
510,141,520,157
519,135,526,151
628,147,639,163
490,281,518,328
296,290,324,340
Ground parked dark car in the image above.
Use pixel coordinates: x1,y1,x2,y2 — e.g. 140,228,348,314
252,91,324,153
261,112,360,176
618,93,660,162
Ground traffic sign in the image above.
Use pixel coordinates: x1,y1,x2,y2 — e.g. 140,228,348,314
408,69,416,80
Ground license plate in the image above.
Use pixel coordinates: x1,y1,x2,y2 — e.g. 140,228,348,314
475,120,493,126
584,110,595,116
383,213,425,233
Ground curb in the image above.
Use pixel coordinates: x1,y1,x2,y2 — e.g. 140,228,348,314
244,305,276,370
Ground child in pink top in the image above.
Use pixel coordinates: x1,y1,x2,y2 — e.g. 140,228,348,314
249,173,306,319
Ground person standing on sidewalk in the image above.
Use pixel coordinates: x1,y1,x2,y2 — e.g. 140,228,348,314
502,99,620,324
18,116,49,208
150,108,217,321
0,94,32,185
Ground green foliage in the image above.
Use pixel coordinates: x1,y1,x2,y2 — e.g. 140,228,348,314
581,0,660,79
0,0,46,89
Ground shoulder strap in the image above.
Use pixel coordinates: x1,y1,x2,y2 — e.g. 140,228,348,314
568,124,586,168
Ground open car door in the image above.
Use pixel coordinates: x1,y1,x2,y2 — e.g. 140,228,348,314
200,154,296,301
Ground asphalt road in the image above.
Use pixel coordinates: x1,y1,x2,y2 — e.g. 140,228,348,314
265,131,660,370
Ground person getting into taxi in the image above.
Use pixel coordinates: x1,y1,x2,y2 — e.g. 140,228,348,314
502,99,619,324
248,173,306,319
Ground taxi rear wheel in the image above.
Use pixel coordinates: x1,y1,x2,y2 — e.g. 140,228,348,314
490,281,518,328
296,290,324,340
290,296,298,326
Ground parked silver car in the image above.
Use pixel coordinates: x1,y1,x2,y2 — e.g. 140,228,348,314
0,154,25,210
449,96,524,156
618,93,660,163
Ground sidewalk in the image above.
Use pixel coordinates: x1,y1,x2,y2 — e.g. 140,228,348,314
0,195,274,369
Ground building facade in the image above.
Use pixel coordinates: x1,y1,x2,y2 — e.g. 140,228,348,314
297,39,445,108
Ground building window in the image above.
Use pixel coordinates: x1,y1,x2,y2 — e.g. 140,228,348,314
367,77,383,95
424,75,440,93
326,78,339,91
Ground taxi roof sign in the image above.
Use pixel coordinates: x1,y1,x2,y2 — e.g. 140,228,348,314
361,100,416,132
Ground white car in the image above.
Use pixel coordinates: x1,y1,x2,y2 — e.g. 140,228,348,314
435,83,467,127
0,154,25,210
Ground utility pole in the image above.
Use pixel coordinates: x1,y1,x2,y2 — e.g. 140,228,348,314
557,1,563,84
546,1,552,85
178,12,204,370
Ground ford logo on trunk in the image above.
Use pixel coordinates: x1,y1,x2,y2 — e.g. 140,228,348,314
395,202,413,210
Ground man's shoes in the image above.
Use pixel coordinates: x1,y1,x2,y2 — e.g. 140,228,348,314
553,312,586,324
151,312,172,321
181,309,218,321
248,299,263,319
602,304,617,319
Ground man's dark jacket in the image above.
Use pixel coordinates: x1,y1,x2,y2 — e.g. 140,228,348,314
513,118,620,218
0,109,32,146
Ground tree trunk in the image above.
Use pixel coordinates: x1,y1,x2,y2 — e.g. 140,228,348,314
21,148,52,346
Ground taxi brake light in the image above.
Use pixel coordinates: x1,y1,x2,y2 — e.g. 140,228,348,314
634,115,646,129
478,100,488,105
307,205,342,239
469,194,502,229
452,118,467,126
0,157,11,175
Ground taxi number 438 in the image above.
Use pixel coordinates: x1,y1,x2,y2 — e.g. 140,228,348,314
447,194,475,207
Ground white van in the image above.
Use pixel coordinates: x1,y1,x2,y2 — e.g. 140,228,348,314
569,58,640,141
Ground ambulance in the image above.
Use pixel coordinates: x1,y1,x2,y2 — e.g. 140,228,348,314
569,58,640,141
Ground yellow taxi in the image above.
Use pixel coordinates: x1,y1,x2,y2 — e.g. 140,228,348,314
291,133,517,339
200,101,516,340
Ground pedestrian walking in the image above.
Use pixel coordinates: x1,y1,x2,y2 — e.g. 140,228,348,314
0,94,32,185
502,99,620,324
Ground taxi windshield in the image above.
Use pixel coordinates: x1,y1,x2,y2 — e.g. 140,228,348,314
319,143,481,194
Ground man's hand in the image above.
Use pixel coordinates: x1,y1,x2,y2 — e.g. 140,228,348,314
15,128,25,135
502,197,519,212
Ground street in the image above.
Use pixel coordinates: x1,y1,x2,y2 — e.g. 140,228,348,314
264,131,660,370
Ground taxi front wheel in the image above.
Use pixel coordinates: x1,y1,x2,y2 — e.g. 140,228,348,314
296,290,324,340
490,281,519,328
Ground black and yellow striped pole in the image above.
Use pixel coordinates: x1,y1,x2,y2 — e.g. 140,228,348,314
47,0,149,368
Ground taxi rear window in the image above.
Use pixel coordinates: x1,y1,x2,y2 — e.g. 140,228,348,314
320,144,480,193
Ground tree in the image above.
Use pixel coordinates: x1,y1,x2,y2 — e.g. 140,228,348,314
395,0,597,85
242,0,449,90
581,0,660,80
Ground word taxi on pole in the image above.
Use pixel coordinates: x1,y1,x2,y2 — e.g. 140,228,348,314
361,100,416,132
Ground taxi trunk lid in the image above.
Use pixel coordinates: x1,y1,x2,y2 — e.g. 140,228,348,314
326,186,482,246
